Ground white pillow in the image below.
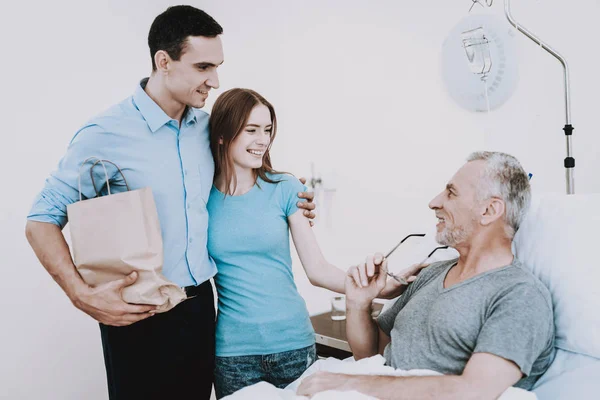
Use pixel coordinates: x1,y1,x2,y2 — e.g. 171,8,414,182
513,193,600,359
533,349,600,399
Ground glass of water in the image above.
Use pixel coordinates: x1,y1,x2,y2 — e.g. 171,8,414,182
330,296,346,321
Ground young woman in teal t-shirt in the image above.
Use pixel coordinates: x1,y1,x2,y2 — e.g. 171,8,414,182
207,88,347,397
207,88,414,398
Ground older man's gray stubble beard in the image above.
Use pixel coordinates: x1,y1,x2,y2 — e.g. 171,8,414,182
436,223,471,248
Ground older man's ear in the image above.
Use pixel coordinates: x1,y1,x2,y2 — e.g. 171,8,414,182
480,198,506,226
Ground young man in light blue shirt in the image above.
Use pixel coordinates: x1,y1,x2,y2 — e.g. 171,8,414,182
25,6,315,400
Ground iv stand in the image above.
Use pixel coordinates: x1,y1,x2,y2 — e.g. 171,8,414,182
504,0,575,194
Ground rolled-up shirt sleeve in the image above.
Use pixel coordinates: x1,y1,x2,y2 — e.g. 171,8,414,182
27,124,118,229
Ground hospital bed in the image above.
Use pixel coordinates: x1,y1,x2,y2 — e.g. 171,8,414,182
514,193,600,399
406,193,600,399
312,193,600,399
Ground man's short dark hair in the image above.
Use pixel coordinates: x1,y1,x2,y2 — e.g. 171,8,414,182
148,5,223,71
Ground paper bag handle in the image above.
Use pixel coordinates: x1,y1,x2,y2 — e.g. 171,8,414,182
77,156,131,201
89,159,131,198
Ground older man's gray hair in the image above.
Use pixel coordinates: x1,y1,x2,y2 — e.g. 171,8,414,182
467,151,531,239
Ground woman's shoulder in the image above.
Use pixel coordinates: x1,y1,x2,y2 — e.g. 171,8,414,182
263,172,303,188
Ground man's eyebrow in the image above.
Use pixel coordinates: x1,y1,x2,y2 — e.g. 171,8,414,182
194,60,224,67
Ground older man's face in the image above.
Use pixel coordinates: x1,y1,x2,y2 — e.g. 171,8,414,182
428,161,485,247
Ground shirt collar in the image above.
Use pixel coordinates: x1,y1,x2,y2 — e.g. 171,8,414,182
133,78,197,133
183,106,198,127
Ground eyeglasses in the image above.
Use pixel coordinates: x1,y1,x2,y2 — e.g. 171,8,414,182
384,233,448,285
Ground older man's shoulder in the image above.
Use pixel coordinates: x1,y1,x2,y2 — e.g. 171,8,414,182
498,259,553,311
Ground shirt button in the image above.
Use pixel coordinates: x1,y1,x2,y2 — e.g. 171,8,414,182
184,169,188,176
189,238,193,244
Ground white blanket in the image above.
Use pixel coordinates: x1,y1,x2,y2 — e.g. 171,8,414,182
223,355,537,400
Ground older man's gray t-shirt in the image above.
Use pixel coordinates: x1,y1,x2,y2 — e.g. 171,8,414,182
377,259,555,390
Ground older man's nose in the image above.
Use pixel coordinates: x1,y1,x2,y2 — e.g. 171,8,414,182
429,192,443,209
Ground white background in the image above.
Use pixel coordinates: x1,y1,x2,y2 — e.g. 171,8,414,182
1,1,598,399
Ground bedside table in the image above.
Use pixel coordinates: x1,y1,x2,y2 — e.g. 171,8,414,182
310,303,384,359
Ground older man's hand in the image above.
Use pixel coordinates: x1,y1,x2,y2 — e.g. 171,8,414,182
348,252,430,300
297,372,354,397
345,254,388,310
378,262,429,299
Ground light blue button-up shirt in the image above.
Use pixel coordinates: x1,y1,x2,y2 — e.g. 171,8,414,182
28,78,217,287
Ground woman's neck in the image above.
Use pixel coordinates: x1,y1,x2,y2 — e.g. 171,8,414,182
216,166,257,196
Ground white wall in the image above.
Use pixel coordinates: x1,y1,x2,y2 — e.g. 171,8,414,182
1,1,598,399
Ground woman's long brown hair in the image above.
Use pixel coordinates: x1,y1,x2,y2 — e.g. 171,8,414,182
209,88,287,196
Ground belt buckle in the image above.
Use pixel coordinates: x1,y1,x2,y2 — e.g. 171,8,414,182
183,286,197,300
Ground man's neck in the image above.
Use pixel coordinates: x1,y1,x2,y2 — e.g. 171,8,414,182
453,233,514,280
144,75,187,122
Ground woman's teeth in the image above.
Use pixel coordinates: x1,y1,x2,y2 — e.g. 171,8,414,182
248,150,264,156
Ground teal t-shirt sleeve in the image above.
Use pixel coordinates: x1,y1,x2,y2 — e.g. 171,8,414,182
276,174,308,217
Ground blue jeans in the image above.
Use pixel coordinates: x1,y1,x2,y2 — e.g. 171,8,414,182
214,344,317,398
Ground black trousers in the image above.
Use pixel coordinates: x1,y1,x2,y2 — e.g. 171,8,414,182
99,280,215,400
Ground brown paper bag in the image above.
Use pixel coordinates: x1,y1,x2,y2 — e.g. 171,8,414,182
67,157,186,313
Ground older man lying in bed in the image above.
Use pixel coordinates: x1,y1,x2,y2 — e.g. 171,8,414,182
298,151,555,399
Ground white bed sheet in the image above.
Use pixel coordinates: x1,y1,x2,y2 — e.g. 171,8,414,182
224,355,536,400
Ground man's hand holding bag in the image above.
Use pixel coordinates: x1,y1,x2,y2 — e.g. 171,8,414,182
67,157,186,316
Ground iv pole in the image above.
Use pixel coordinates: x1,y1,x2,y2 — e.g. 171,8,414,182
504,0,575,194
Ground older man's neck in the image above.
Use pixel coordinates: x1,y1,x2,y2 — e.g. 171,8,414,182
454,233,514,276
